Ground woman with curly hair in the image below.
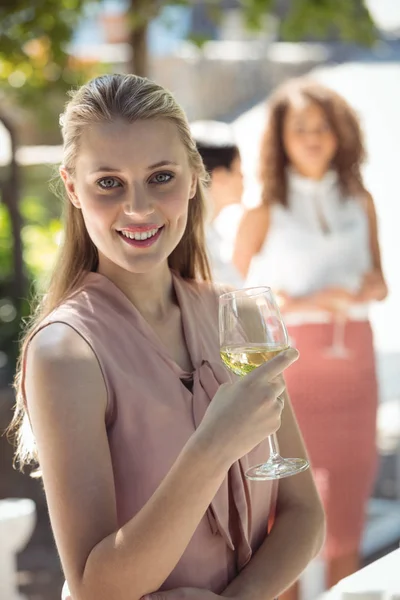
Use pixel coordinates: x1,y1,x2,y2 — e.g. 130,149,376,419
233,78,387,592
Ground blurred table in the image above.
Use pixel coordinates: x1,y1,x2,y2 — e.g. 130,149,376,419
320,548,400,599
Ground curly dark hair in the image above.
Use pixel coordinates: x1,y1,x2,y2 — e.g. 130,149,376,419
259,78,368,207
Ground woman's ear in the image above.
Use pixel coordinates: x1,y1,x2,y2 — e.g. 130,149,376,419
59,166,81,208
189,173,197,200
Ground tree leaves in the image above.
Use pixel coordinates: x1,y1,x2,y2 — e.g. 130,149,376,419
0,0,97,110
0,0,377,106
279,0,376,46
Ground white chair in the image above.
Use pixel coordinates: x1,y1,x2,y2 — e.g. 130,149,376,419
0,498,36,600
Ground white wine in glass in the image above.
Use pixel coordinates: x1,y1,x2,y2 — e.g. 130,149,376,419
219,287,309,481
220,344,289,377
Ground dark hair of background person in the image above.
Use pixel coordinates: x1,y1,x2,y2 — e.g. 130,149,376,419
196,141,240,175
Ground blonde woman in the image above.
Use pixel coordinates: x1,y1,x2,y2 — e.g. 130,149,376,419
9,74,324,600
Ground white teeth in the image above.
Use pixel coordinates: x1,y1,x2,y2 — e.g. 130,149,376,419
120,228,160,241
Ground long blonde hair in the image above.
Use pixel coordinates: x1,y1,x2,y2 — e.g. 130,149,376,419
10,74,211,471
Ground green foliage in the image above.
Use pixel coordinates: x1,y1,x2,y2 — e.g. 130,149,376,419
165,0,376,47
20,203,62,289
0,0,100,115
280,0,376,46
0,293,30,376
1,0,83,58
0,166,62,376
238,0,376,45
0,168,62,288
0,201,13,279
0,0,377,107
18,166,62,287
0,2,90,378
239,0,274,31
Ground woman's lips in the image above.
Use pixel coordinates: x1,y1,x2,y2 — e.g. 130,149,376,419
117,226,164,248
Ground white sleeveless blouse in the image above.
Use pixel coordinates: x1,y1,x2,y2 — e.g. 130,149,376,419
245,170,372,324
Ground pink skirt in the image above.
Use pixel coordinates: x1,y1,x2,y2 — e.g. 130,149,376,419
284,320,378,559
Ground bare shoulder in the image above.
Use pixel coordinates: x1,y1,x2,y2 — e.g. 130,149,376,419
24,323,116,591
237,204,270,247
29,321,94,360
26,322,107,415
233,204,270,277
241,204,269,226
358,190,375,213
364,190,377,214
249,204,269,218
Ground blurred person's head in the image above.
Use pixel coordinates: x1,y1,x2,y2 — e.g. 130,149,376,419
11,73,212,469
259,78,367,207
191,121,243,220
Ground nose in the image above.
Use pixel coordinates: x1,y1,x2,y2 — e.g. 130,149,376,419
123,187,154,218
305,128,324,140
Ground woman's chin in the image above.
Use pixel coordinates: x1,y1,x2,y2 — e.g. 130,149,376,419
117,253,169,276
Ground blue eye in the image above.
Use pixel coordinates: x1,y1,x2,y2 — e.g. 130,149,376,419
97,177,121,189
150,172,174,184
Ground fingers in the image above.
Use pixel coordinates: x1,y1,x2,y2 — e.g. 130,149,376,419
266,375,286,400
243,347,299,386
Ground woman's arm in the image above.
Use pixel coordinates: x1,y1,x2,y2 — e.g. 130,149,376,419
232,206,269,279
220,390,325,600
27,323,297,600
357,192,388,302
277,287,359,315
26,324,230,600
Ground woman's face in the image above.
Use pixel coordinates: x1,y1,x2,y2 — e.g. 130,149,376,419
282,100,338,179
61,118,196,276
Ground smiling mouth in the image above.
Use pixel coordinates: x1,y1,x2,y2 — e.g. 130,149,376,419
117,226,164,248
306,146,323,153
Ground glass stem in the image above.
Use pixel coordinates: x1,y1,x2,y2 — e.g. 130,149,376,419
268,435,279,461
333,313,346,349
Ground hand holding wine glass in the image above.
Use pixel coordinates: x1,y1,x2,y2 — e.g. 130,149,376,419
196,346,299,469
219,287,309,480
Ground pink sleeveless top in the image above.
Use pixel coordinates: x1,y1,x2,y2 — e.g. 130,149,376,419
24,271,276,593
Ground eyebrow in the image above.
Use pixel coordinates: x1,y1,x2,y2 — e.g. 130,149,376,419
148,160,179,170
90,160,179,174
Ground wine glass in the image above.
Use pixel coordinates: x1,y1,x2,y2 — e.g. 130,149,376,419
324,310,352,359
219,286,309,481
323,275,361,359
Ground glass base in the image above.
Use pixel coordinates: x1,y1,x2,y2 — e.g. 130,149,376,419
245,457,309,481
323,345,352,359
